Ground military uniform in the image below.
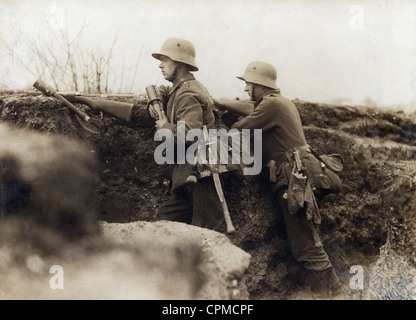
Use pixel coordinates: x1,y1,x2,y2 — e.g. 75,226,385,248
156,74,226,232
232,89,331,272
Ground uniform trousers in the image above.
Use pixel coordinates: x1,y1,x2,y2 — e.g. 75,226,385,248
157,177,226,232
274,187,332,272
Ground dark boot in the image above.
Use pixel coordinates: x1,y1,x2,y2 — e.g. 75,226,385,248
309,268,333,299
309,267,344,299
329,268,344,299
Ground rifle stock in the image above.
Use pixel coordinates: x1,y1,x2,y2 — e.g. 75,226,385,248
61,94,134,122
212,98,254,117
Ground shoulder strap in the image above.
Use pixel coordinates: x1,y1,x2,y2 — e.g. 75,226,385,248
308,145,323,161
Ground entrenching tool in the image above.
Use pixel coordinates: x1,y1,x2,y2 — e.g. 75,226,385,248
202,125,236,234
33,79,90,121
33,79,106,134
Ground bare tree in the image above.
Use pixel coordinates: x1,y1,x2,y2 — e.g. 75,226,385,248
129,44,143,93
1,22,139,94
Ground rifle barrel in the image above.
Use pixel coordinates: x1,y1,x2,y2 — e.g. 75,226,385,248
0,89,143,98
213,98,254,116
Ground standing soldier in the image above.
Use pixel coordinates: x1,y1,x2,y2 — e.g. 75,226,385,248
62,38,233,233
227,61,343,298
147,37,228,232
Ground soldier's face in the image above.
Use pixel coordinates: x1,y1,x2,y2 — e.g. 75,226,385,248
159,56,178,82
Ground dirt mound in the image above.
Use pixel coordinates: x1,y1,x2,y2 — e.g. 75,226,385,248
1,93,416,299
353,161,416,300
101,220,251,300
0,218,250,299
0,121,249,300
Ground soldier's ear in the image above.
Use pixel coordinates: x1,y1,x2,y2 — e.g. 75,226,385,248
177,62,191,73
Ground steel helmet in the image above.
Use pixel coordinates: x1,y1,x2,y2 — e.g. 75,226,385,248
152,38,198,71
237,61,278,89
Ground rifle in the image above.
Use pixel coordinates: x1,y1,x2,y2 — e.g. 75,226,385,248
202,125,236,234
212,98,254,117
33,79,138,128
60,93,134,123
62,85,162,122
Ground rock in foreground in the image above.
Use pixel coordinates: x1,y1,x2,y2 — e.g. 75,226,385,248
0,123,250,300
1,219,250,300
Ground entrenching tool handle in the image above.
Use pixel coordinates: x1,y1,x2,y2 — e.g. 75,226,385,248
145,85,163,120
55,95,90,122
212,173,236,234
203,125,236,234
33,79,90,122
223,201,235,234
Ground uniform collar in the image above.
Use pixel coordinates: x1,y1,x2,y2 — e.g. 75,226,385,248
254,88,281,107
169,73,196,96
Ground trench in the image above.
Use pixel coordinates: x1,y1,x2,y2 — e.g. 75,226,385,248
90,116,391,300
2,94,414,299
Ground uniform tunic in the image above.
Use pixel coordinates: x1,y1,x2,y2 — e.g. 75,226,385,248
232,89,306,168
156,73,226,232
232,89,332,271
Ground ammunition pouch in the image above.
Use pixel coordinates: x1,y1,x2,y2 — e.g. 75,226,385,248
285,145,344,198
266,145,343,224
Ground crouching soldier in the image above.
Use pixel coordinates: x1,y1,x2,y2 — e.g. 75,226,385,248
226,61,343,299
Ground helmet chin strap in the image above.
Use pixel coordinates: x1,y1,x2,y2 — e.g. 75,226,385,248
171,64,180,82
250,83,272,102
170,63,190,83
248,83,257,101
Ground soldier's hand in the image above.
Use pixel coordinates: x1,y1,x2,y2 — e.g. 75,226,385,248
148,103,159,120
155,111,168,129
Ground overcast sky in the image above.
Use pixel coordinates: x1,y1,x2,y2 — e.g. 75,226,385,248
1,0,416,112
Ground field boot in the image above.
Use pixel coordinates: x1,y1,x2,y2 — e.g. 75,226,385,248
309,268,333,299
329,268,344,299
310,267,344,299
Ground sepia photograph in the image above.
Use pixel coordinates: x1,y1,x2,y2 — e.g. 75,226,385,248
1,0,415,309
